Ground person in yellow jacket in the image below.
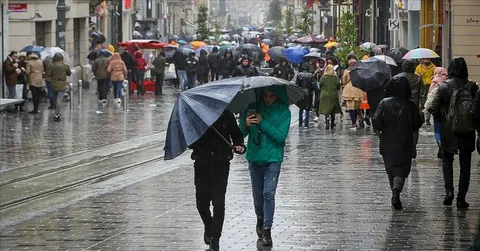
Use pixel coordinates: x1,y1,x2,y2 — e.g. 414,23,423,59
415,58,436,125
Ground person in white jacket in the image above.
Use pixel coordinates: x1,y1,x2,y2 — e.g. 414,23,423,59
423,67,447,158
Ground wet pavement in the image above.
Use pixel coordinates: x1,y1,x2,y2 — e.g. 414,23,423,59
1,82,479,250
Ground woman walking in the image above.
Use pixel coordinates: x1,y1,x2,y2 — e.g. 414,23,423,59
26,53,44,113
423,67,447,158
107,53,128,103
372,76,423,210
46,53,71,121
134,51,147,95
318,65,342,129
342,58,365,128
197,49,209,85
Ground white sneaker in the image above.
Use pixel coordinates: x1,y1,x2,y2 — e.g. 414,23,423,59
116,98,121,103
313,116,319,122
102,99,107,103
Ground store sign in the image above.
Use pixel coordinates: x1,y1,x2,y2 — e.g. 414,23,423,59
8,3,27,12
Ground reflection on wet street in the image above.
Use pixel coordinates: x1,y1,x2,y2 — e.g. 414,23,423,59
0,86,479,250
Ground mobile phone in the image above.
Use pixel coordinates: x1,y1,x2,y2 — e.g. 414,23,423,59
247,109,257,117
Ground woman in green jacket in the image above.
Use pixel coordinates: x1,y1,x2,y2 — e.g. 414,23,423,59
318,64,342,129
239,85,291,247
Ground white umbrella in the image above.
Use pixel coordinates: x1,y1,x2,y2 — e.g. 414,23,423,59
40,47,71,67
374,55,397,66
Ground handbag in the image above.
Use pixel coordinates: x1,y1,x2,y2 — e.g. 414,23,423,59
164,63,177,80
14,84,24,99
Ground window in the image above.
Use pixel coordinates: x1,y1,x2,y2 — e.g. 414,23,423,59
35,22,46,46
73,18,81,66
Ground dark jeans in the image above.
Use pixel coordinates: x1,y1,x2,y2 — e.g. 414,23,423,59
30,86,42,111
187,72,196,89
210,68,219,82
442,151,472,199
155,73,164,94
97,79,110,100
299,108,310,127
194,161,230,239
198,73,208,85
112,81,123,99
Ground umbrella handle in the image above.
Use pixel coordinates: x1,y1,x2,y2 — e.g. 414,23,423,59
211,125,246,154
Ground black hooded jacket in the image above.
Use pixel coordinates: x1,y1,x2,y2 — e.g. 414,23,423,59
429,57,479,154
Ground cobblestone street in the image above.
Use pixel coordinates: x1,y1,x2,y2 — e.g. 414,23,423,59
1,83,479,250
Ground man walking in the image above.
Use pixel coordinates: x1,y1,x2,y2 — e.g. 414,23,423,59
208,47,220,81
240,86,291,246
430,57,478,209
189,111,244,251
153,51,166,95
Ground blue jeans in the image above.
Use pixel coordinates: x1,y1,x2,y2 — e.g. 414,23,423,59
45,80,55,105
177,70,188,91
187,72,196,90
248,162,281,229
299,109,310,127
112,81,123,99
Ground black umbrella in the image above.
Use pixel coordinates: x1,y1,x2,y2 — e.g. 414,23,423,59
303,52,324,60
268,46,286,63
349,57,391,92
237,43,261,55
87,49,112,61
386,47,409,64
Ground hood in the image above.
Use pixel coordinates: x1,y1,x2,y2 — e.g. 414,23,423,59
401,59,416,74
433,67,447,78
110,53,121,61
448,57,469,79
28,54,39,60
134,51,143,59
386,75,411,99
258,85,289,108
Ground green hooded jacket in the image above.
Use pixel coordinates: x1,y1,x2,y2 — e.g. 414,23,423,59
239,86,292,165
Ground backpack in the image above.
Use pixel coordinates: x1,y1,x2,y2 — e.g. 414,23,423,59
444,80,475,133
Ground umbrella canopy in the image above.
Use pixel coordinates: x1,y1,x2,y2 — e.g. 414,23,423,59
164,76,306,160
349,57,391,92
294,35,325,44
190,41,207,49
268,46,286,63
285,46,309,64
287,35,298,41
237,43,261,54
402,48,440,59
87,49,113,61
178,39,187,45
386,47,409,63
219,41,231,46
40,47,71,66
304,52,324,60
286,43,298,48
21,45,44,53
179,46,195,56
360,42,377,50
374,55,397,66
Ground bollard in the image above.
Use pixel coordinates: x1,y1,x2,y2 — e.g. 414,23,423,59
69,82,74,109
122,80,128,111
78,80,83,105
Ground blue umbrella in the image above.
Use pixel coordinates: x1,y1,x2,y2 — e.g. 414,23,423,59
21,45,44,53
285,46,309,64
164,76,306,160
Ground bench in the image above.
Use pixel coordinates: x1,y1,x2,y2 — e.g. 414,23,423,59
0,99,25,110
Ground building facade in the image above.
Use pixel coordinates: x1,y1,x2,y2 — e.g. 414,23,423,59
7,0,90,66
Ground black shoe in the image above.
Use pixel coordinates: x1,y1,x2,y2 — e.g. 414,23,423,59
48,105,55,109
29,110,39,114
256,217,263,240
262,228,273,246
54,115,61,121
207,237,219,251
443,191,454,206
365,117,371,126
359,120,365,128
457,198,470,209
392,189,402,210
298,124,303,128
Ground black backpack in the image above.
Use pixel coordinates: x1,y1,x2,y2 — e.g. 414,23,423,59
444,80,475,133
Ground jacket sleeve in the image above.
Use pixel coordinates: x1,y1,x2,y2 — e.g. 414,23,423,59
122,62,128,77
46,64,52,78
424,87,438,110
335,77,341,90
429,84,446,121
258,109,291,144
232,67,241,77
225,112,244,147
239,109,250,138
473,89,480,133
288,66,294,81
418,78,426,109
107,61,112,73
92,60,97,73
4,60,16,73
372,100,385,132
65,65,72,76
26,62,32,75
412,102,423,131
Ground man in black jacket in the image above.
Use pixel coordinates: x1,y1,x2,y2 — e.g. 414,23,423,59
153,52,166,95
170,48,188,91
232,55,259,77
208,47,220,81
120,49,136,94
269,56,294,81
189,111,245,251
218,49,236,79
430,57,479,209
398,59,425,159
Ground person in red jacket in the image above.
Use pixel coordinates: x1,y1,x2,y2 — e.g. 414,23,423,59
134,51,147,95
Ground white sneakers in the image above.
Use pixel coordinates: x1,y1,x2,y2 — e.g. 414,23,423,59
313,116,319,122
116,98,121,103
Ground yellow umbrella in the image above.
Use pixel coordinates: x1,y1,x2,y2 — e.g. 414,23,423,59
190,41,207,49
324,41,338,48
